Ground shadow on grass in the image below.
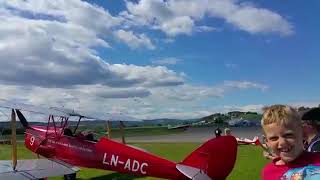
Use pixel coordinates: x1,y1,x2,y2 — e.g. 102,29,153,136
77,172,144,180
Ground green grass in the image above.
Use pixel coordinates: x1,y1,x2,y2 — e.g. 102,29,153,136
228,145,269,179
1,134,25,141
0,143,37,160
0,143,269,179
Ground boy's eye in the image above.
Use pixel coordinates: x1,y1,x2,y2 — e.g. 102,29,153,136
284,134,294,138
269,137,278,141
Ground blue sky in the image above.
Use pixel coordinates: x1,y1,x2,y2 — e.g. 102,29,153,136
0,0,319,120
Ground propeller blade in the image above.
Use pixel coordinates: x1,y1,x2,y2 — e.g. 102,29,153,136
11,109,17,171
15,109,29,128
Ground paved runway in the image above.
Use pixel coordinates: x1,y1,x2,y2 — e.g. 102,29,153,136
120,127,263,143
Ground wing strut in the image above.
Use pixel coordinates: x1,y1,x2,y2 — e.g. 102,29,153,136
73,116,82,134
119,121,126,144
106,121,112,138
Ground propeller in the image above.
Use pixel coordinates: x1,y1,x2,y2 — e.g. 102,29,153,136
15,109,29,128
11,109,17,171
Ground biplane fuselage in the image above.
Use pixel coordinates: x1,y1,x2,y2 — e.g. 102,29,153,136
24,126,185,179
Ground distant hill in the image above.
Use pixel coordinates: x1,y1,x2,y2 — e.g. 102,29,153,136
141,118,198,126
199,111,262,124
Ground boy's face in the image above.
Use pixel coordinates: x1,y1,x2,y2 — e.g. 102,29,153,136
264,121,304,164
301,120,314,138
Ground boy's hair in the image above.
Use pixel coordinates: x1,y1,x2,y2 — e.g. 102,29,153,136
261,104,301,126
301,108,320,130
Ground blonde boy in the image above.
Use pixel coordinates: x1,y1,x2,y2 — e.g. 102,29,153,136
261,105,320,180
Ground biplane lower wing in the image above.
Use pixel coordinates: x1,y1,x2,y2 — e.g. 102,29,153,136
0,159,79,179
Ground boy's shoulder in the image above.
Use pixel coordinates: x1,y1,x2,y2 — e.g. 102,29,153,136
262,152,320,180
286,152,320,168
262,161,289,180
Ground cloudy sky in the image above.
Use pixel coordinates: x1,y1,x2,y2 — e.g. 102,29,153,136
0,0,319,120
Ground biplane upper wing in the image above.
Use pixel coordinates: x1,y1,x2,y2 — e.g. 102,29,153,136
0,99,141,122
0,99,69,117
50,107,142,121
0,159,79,179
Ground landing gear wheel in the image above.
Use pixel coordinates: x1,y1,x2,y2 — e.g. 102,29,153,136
64,173,76,180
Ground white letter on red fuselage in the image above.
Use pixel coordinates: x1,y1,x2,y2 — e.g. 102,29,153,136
132,160,139,172
102,153,109,165
141,163,148,174
111,155,119,167
124,159,131,171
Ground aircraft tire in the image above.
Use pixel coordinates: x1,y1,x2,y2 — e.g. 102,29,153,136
64,173,76,180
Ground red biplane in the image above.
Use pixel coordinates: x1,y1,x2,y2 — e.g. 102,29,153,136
0,100,238,180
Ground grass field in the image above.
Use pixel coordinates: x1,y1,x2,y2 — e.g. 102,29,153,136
0,142,269,180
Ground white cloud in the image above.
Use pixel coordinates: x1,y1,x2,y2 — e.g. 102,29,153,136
223,104,265,113
122,0,293,36
2,0,122,34
151,57,181,65
1,80,308,120
288,101,320,109
195,26,217,32
141,110,211,120
224,5,293,35
0,2,185,88
108,64,185,87
0,0,190,120
152,85,224,101
205,0,293,35
78,85,151,99
159,16,194,36
151,80,268,102
0,0,156,49
114,30,155,49
224,80,269,91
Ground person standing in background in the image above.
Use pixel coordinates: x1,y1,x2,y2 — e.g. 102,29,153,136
215,127,222,137
224,128,232,136
301,108,320,152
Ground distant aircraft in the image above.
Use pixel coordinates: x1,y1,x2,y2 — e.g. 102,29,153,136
0,100,238,180
236,136,272,155
236,136,260,146
167,124,190,130
228,119,257,127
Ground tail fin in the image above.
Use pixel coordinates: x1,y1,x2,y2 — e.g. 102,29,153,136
253,136,261,146
178,136,237,180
